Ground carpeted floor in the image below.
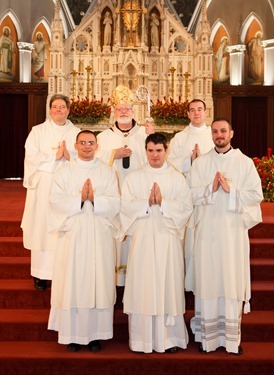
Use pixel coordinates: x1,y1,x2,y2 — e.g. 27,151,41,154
0,180,273,374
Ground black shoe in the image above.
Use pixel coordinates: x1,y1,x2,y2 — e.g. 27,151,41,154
165,346,178,353
33,277,47,291
237,345,243,355
67,343,82,352
87,340,102,352
199,343,207,353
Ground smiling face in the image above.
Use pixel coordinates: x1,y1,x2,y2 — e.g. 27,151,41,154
211,120,234,153
49,99,70,126
75,132,98,161
114,104,134,127
146,141,167,168
187,101,207,127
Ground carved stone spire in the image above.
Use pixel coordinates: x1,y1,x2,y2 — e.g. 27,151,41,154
196,0,211,52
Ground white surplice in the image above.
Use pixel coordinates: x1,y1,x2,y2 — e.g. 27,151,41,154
168,124,214,175
186,148,263,353
47,157,120,345
120,162,193,352
21,119,80,279
97,123,148,286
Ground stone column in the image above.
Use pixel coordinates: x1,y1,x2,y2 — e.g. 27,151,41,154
262,39,274,85
17,42,34,83
227,44,246,85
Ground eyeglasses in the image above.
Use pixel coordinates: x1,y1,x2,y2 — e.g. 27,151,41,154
77,141,96,146
51,105,67,110
115,107,133,112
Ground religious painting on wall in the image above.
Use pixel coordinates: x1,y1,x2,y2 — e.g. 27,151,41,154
31,25,50,82
245,20,264,85
212,28,230,84
0,18,18,82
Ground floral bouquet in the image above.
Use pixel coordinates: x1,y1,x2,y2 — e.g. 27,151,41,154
68,97,111,124
150,98,189,125
253,152,274,202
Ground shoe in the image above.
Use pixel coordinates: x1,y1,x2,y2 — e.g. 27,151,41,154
33,277,47,291
199,343,207,353
165,346,178,353
87,340,102,352
237,345,243,355
67,343,82,352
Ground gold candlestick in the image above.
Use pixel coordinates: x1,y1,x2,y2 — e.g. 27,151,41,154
184,71,191,101
85,65,92,99
70,70,78,100
169,66,176,99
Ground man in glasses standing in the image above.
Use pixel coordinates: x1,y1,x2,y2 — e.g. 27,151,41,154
96,85,154,286
48,130,120,353
21,94,80,291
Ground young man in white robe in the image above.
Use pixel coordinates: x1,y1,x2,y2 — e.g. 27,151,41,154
96,85,154,286
186,118,263,355
168,99,214,176
168,99,214,276
120,133,193,353
47,130,120,352
21,94,80,291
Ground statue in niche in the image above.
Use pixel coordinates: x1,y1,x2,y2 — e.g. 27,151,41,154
150,13,159,47
32,32,47,80
103,12,112,46
214,36,229,82
247,31,264,82
0,26,15,75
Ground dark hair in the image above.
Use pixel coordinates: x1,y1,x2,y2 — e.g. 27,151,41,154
145,133,168,150
212,117,233,130
76,130,97,142
187,98,206,111
50,94,70,109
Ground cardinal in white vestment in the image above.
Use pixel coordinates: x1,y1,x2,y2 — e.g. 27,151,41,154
96,85,154,286
120,133,193,353
21,94,80,291
47,130,120,353
186,118,263,355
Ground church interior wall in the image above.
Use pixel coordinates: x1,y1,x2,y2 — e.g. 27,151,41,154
0,0,273,179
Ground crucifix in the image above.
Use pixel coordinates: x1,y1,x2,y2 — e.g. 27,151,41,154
116,0,146,46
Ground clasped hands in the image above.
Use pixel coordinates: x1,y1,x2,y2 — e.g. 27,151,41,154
81,178,94,204
213,171,230,193
191,143,201,162
56,140,70,161
149,182,162,206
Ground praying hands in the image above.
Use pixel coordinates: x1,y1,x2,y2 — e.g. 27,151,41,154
149,182,162,206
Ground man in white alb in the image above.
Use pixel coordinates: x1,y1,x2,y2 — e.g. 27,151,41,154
120,133,193,353
48,130,120,352
21,94,80,291
186,118,263,355
168,98,214,176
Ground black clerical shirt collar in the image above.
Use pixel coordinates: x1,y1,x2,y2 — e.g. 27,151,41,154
115,119,136,133
215,146,232,154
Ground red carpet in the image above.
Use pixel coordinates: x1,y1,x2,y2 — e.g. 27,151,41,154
0,180,274,374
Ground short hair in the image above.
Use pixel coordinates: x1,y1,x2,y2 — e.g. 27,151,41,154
76,130,97,142
187,99,206,111
145,133,168,150
211,117,233,130
49,94,70,109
